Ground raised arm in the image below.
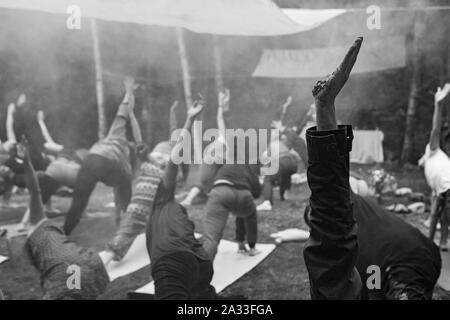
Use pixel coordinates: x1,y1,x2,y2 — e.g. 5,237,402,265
280,96,292,125
303,37,363,300
123,77,143,144
429,84,450,151
38,111,64,154
217,89,230,138
6,103,17,143
18,141,45,225
169,101,179,135
164,100,204,199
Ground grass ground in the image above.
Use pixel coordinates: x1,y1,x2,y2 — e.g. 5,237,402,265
0,164,448,300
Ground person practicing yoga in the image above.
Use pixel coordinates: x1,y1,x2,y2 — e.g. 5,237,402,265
257,97,300,211
418,83,450,251
201,144,262,258
19,139,109,300
148,99,216,299
19,110,89,230
303,37,363,299
63,77,142,235
180,89,231,207
9,93,49,171
0,101,39,199
304,191,441,300
104,101,168,262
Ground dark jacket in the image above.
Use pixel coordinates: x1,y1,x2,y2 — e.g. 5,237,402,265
352,192,441,300
214,163,261,198
303,125,362,300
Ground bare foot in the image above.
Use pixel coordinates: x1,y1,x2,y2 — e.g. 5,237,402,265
248,248,262,256
180,199,191,208
237,242,248,254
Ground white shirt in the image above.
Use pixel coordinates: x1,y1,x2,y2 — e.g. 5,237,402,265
419,145,450,195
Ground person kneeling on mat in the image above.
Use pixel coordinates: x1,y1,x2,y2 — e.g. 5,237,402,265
19,140,109,300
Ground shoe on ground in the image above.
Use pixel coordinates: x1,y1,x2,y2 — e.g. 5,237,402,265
257,201,272,211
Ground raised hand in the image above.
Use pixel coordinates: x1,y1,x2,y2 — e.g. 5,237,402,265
170,100,179,111
271,120,286,133
187,98,205,120
282,96,293,114
435,83,450,105
123,76,139,93
312,37,363,109
37,110,45,122
17,93,26,107
218,88,230,108
7,103,15,114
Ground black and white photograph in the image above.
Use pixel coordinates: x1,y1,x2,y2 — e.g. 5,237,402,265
0,0,449,307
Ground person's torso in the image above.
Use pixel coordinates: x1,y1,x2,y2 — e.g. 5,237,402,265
90,139,131,173
45,158,80,188
424,148,450,195
213,164,259,196
147,183,209,264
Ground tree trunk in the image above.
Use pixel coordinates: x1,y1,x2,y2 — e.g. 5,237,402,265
213,35,224,94
90,18,106,140
401,11,426,163
176,27,202,164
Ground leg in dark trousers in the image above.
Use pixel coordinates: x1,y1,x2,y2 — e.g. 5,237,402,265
235,217,246,244
235,213,257,249
37,173,60,205
262,175,277,204
244,212,258,249
63,165,97,235
63,155,105,234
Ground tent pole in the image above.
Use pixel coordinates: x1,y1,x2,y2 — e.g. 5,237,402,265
213,35,224,94
90,18,106,140
176,27,202,163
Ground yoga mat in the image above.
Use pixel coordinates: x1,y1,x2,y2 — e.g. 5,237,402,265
103,233,150,281
132,239,276,296
1,223,27,238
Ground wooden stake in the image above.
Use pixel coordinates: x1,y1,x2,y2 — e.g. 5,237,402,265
176,27,202,163
90,18,106,140
213,35,224,94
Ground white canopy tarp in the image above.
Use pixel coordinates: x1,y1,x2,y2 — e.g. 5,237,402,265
253,35,407,78
282,8,347,32
0,0,302,36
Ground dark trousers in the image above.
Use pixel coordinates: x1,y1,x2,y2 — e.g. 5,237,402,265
384,271,433,300
63,154,132,235
203,185,257,259
152,252,216,300
38,173,61,205
235,215,257,248
263,155,297,203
